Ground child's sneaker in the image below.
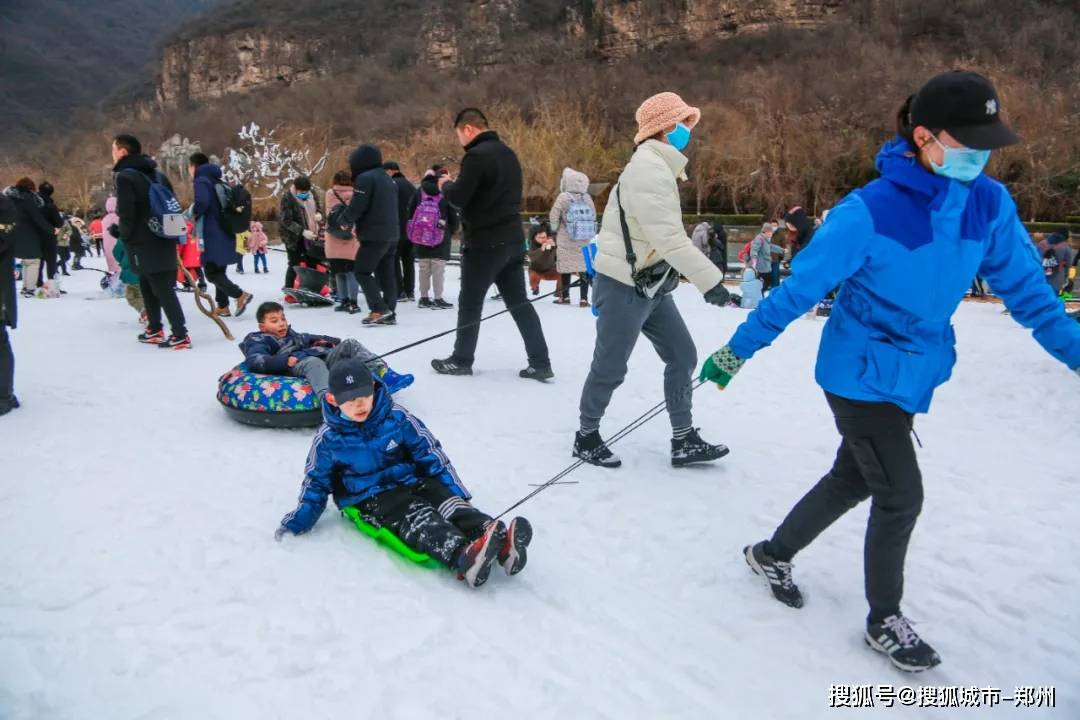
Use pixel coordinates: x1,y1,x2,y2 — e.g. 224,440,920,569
138,329,165,344
456,521,507,588
379,367,415,394
158,334,192,350
865,614,942,672
572,430,621,468
498,517,532,576
744,542,803,608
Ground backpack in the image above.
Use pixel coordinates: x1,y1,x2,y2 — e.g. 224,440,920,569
136,171,186,242
564,195,596,242
326,189,355,240
215,182,252,235
737,240,753,263
407,191,445,247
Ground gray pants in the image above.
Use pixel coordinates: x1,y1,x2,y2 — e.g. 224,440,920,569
293,339,386,397
417,259,446,299
335,272,359,303
579,274,697,433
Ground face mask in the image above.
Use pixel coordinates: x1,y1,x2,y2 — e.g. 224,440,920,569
296,192,310,200
665,122,692,152
929,135,991,183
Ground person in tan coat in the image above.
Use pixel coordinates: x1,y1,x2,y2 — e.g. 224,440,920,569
574,92,731,470
549,167,595,306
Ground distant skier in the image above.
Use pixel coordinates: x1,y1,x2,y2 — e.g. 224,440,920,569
701,71,1080,672
274,357,533,589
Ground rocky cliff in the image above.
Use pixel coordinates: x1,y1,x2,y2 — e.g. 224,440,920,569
156,0,844,107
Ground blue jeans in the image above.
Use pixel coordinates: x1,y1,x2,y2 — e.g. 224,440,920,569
254,252,268,272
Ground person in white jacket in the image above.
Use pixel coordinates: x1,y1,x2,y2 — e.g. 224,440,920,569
574,92,731,469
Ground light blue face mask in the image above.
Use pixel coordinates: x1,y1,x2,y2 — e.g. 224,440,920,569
929,135,991,183
665,122,692,152
296,192,310,200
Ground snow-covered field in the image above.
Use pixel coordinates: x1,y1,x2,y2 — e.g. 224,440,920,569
2,254,1076,719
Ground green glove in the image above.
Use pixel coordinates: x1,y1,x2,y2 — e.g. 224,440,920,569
699,346,746,389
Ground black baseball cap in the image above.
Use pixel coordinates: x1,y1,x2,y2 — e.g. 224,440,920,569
382,161,400,171
329,358,374,403
909,71,1020,150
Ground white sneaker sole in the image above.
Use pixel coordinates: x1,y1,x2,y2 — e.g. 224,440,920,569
864,633,941,673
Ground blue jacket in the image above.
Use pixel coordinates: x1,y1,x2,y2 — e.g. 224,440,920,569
729,137,1080,414
239,328,339,375
193,163,238,266
280,385,470,534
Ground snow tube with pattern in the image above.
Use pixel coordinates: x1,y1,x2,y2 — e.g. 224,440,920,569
216,364,323,428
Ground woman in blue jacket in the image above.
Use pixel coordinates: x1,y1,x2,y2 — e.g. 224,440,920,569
700,71,1080,672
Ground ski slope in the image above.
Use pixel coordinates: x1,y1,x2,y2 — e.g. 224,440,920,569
1,255,1076,719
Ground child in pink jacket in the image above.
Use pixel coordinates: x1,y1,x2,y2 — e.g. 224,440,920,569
247,221,270,273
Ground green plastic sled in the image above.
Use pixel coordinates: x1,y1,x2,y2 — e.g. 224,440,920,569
341,507,442,569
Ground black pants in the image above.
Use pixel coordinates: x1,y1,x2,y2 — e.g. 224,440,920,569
284,245,308,290
0,324,13,402
766,393,923,623
94,239,103,256
204,261,244,308
452,243,550,368
355,242,396,314
42,239,58,280
355,479,491,567
236,255,245,273
558,273,588,301
139,270,188,337
397,239,415,296
57,247,70,274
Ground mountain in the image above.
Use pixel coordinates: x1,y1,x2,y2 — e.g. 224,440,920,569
0,0,220,153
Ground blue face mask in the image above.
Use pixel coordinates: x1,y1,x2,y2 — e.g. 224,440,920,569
665,122,692,152
929,135,991,183
296,192,310,200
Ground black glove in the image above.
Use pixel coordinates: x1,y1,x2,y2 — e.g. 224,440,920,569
704,282,731,306
108,224,120,239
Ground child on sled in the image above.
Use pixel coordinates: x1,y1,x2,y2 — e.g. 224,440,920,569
240,301,413,397
274,358,533,588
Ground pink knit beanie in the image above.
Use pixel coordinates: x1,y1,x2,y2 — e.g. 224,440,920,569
634,92,701,145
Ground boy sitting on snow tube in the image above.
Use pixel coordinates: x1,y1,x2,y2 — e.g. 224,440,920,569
221,302,414,427
274,358,533,589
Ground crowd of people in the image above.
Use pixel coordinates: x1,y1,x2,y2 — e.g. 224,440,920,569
2,71,1080,675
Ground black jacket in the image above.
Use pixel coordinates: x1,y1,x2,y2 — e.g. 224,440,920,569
344,145,399,245
390,172,417,246
442,131,524,251
113,154,177,275
784,208,816,259
408,174,459,261
0,194,17,329
4,187,54,260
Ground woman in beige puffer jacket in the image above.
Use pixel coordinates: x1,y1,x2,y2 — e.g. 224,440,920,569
549,167,594,305
574,92,731,471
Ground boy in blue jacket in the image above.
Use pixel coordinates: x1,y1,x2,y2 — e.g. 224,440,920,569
240,301,413,398
275,358,533,588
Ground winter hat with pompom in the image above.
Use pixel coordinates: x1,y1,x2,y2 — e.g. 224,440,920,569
634,92,701,145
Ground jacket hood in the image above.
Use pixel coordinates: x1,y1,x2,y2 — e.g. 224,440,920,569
321,383,391,433
783,207,812,233
194,163,223,182
113,153,159,176
560,168,590,194
349,144,384,177
638,139,689,180
250,221,263,232
420,174,441,196
105,196,117,213
742,267,758,282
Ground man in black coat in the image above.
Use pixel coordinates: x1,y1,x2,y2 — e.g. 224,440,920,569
432,108,551,380
36,181,63,283
384,161,418,302
0,193,18,414
344,144,400,325
111,134,189,349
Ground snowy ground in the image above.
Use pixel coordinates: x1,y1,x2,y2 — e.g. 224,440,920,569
2,253,1077,719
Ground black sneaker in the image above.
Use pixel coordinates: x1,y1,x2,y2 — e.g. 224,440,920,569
375,311,396,325
865,615,942,672
138,329,166,345
519,365,554,381
0,395,19,416
334,303,349,312
498,517,533,576
456,521,507,588
433,299,454,309
573,430,621,468
158,334,192,350
744,542,804,609
431,357,473,376
406,294,416,302
418,298,433,309
671,428,729,467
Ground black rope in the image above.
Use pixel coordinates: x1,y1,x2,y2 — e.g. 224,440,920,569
375,279,587,361
493,379,707,520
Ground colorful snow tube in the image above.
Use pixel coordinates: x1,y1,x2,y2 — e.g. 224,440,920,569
216,364,323,428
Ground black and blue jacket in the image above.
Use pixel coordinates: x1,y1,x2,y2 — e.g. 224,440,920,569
240,328,339,375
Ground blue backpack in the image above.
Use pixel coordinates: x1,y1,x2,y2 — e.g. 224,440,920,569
123,169,186,242
564,195,596,242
